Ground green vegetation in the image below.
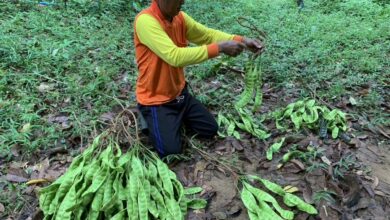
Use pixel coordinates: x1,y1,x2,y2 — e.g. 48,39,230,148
240,175,317,219
0,0,389,218
39,130,206,219
185,0,389,119
0,1,135,157
1,0,388,157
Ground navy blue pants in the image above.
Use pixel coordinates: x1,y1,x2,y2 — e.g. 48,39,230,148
138,86,218,157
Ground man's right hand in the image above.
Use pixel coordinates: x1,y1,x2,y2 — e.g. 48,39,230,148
218,41,245,57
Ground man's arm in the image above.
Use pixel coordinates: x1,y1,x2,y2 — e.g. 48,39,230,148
183,12,243,45
135,14,220,68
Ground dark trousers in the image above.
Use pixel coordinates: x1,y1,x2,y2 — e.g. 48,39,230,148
138,86,218,157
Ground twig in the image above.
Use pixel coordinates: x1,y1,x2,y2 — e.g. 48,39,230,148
322,205,328,217
42,146,69,156
222,66,245,75
236,16,267,40
188,138,241,180
31,69,66,85
111,97,140,143
306,86,337,110
72,112,84,148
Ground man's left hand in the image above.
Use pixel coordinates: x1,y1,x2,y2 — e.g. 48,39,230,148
243,38,265,56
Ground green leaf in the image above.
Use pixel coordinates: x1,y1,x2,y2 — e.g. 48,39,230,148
233,131,241,139
187,199,207,209
266,138,285,160
349,97,357,105
283,193,318,215
306,99,316,108
332,126,339,139
227,122,236,136
291,112,302,130
184,187,203,195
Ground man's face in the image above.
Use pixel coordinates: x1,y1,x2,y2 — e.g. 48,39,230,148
157,0,185,19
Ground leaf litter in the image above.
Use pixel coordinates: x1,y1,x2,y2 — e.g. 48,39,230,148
2,77,390,220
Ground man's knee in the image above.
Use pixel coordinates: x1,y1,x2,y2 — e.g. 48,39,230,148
209,120,218,137
197,120,218,138
158,136,182,157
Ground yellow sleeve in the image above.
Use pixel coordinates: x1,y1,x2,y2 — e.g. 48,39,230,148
183,12,242,45
135,14,219,68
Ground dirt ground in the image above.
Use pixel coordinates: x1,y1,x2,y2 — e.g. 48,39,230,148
1,87,389,220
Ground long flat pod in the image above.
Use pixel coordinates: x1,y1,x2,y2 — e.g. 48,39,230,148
248,175,285,196
137,182,149,220
166,198,183,220
77,166,108,208
244,182,294,220
156,160,174,197
48,159,86,215
129,173,140,219
283,193,317,214
266,138,286,161
91,174,107,211
150,185,166,209
240,187,259,219
101,170,114,207
110,209,126,220
55,173,84,220
101,172,121,212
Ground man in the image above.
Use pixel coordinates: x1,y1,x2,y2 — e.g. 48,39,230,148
134,0,264,157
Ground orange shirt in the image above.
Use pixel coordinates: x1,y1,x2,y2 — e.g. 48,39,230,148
134,1,242,105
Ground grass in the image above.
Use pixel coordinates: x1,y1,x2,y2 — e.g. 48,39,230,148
0,0,389,217
185,0,389,118
1,0,388,156
0,1,136,158
0,0,388,155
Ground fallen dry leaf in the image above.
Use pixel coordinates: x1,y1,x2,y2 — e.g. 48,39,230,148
302,184,313,204
194,161,208,185
349,96,358,105
20,123,31,133
227,205,241,217
231,140,243,151
372,176,379,190
6,166,28,180
321,156,332,166
47,114,71,129
374,190,389,198
341,175,361,208
376,125,390,139
284,185,300,193
37,83,54,93
35,158,50,177
99,112,115,123
362,183,376,197
290,159,306,170
212,211,227,219
4,174,28,183
282,163,303,174
26,178,50,186
9,161,29,170
357,134,368,140
215,166,227,176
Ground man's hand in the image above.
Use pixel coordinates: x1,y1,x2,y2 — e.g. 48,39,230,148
218,41,245,57
243,37,265,56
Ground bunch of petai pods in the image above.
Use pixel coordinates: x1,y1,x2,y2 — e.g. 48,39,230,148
241,175,317,220
39,133,206,220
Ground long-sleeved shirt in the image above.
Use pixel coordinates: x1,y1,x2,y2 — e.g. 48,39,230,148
134,1,242,105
